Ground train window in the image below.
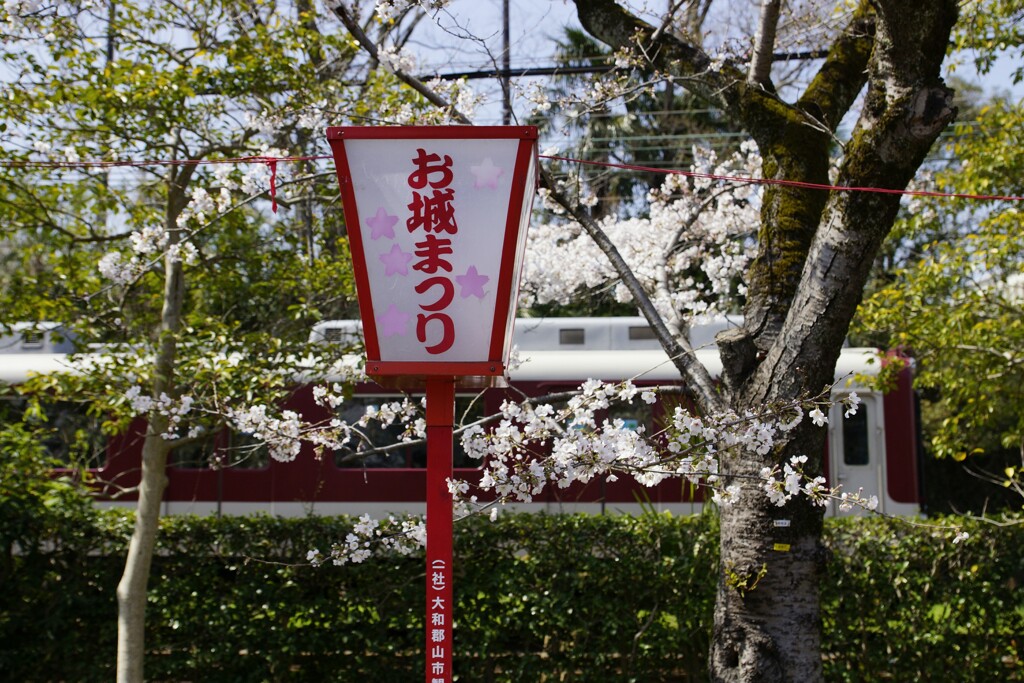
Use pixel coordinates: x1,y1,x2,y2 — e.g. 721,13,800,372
842,405,870,466
559,328,585,345
224,431,270,469
607,395,654,433
628,326,656,341
334,397,419,468
169,431,218,469
21,330,44,350
335,395,482,469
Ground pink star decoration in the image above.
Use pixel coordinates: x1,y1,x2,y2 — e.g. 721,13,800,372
456,265,490,299
366,206,398,240
470,158,504,189
379,244,413,276
378,304,410,337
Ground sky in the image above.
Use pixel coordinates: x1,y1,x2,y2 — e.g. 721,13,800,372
403,0,1022,125
403,0,582,125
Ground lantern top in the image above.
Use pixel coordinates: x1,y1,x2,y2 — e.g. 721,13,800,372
327,125,538,141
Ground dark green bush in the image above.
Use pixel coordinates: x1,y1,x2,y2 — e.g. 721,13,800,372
2,496,1022,682
0,424,129,682
0,510,715,682
145,513,716,682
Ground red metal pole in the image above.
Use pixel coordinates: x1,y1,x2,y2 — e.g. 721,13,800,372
425,377,455,683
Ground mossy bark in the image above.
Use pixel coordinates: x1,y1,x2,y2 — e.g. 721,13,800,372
573,1,959,681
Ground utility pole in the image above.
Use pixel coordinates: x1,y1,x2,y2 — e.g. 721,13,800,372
502,0,511,124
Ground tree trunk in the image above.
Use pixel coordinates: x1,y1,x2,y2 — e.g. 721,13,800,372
711,464,826,681
115,177,188,683
708,392,832,682
115,429,173,683
571,1,958,680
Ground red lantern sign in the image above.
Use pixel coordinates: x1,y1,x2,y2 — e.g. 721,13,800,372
327,126,538,683
327,126,538,384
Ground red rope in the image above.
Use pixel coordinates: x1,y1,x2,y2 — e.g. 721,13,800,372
0,154,332,169
1,152,1021,203
539,155,1024,203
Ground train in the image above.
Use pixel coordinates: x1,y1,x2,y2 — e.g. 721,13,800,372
0,317,921,517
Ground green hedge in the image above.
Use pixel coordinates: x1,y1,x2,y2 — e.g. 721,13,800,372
2,508,1023,682
824,516,1024,681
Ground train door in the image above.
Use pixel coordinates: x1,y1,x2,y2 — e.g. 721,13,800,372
828,393,886,516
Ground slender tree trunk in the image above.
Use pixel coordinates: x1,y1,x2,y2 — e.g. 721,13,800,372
115,430,173,683
115,183,187,683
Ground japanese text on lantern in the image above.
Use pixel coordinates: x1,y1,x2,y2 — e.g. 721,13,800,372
408,148,457,355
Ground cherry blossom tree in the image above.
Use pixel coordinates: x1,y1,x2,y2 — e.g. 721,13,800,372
1,1,967,681
323,1,960,681
0,1,434,680
551,2,958,679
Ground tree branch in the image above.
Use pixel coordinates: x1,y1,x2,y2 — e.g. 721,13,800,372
331,2,472,124
798,2,875,133
758,0,959,402
540,168,725,413
573,0,738,113
747,0,781,89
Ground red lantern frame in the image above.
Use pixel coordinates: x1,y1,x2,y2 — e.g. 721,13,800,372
327,126,538,384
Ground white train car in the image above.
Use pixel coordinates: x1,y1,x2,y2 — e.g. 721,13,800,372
0,318,921,517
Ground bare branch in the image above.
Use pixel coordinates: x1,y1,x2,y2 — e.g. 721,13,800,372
330,2,472,124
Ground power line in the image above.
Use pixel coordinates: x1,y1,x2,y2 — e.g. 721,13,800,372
420,50,830,81
420,64,616,81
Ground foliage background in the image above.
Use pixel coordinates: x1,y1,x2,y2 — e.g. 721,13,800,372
854,97,1024,512
2,502,1022,682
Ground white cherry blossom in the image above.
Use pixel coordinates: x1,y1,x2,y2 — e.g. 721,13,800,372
521,144,761,323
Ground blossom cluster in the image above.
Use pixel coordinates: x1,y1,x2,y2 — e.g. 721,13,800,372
308,383,876,566
226,405,306,462
124,385,195,440
761,455,830,508
306,513,426,566
376,45,417,74
229,400,374,464
521,143,762,323
362,398,427,442
97,220,195,286
453,383,867,514
372,0,451,23
220,377,423,470
759,447,879,513
425,78,482,121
